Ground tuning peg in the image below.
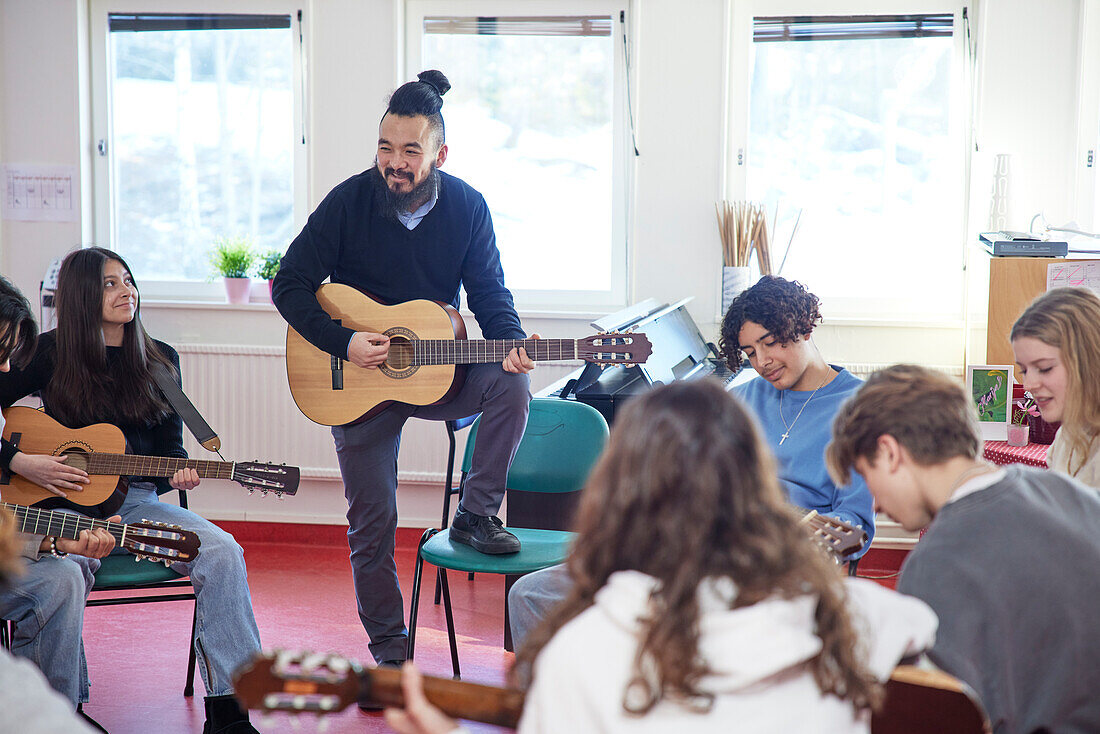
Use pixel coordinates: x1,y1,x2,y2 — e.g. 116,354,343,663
317,719,331,733
259,714,276,729
248,489,255,495
163,560,171,567
261,489,269,497
134,555,142,563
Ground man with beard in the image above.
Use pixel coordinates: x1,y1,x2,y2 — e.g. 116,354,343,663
273,70,535,670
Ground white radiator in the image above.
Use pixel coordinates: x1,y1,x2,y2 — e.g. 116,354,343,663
839,363,964,380
175,344,580,484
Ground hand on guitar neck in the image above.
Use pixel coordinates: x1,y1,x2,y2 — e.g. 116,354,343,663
350,330,542,375
38,514,121,558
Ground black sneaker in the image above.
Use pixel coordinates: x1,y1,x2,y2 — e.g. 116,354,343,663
449,509,521,554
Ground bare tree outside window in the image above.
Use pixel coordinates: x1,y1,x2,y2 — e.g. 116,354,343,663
108,20,294,281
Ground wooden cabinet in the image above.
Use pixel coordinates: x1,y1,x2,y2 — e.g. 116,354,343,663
986,257,1093,367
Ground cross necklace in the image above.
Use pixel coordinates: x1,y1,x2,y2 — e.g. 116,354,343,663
778,372,832,446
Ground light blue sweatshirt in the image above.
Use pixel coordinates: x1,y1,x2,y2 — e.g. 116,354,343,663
736,366,875,557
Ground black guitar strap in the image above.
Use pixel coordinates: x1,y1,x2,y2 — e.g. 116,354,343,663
152,364,222,453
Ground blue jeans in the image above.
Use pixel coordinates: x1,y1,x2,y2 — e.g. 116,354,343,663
0,552,97,706
333,364,531,663
116,484,262,696
507,563,573,653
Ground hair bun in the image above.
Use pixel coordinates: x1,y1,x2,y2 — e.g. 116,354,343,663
417,70,451,97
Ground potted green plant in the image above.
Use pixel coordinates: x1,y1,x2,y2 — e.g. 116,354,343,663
210,236,256,304
257,250,283,302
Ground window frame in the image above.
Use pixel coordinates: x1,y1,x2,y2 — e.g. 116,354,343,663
405,0,633,312
1074,0,1100,232
88,0,308,301
725,0,970,320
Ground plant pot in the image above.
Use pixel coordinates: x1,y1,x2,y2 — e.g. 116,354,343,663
223,277,251,304
721,266,751,315
1007,423,1029,447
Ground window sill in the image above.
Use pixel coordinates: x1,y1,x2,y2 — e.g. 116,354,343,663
140,298,612,324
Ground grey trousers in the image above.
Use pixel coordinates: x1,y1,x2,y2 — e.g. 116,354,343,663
332,364,531,662
507,562,573,653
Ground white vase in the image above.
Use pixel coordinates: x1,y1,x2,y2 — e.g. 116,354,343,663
224,277,251,304
721,266,751,315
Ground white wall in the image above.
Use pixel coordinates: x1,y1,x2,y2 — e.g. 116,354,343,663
1,0,1094,529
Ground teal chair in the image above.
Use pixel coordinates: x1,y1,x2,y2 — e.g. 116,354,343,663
406,398,609,677
86,486,199,696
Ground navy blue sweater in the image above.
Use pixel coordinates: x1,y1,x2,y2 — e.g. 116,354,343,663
273,168,525,359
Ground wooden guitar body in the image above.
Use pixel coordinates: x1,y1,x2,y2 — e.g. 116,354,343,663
1,407,124,507
1,407,300,505
286,285,467,426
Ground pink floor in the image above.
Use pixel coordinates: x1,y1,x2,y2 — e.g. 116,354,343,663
78,523,905,734
81,525,513,734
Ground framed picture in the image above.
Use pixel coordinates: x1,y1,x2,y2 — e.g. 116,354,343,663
966,365,1012,441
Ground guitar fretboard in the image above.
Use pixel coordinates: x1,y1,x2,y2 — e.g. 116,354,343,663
3,501,125,542
84,454,235,480
410,339,578,366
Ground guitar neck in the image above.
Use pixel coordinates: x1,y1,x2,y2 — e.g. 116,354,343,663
84,454,234,480
412,339,578,365
363,666,525,729
2,501,124,542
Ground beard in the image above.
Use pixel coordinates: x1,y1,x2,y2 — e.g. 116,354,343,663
373,158,441,221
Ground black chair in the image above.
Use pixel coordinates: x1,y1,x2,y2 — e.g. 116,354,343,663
434,414,478,604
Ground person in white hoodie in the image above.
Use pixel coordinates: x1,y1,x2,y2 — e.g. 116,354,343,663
386,380,936,734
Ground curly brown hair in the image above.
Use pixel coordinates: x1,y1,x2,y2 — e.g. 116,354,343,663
510,380,881,716
718,275,822,372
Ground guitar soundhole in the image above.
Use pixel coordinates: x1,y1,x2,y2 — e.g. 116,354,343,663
61,449,89,472
381,330,418,379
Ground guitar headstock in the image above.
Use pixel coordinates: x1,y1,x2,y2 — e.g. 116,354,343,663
577,332,652,366
798,509,868,558
232,462,301,497
234,650,363,714
123,521,201,564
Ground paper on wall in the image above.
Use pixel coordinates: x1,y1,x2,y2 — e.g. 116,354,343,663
1047,261,1100,297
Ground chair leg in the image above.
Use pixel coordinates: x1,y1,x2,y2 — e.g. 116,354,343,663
185,604,198,697
437,568,460,679
407,529,436,662
847,558,860,577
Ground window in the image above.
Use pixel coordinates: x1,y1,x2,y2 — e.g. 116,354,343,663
728,4,967,319
406,1,631,310
90,2,305,296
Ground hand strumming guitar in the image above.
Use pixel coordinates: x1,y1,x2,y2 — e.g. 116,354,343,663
9,452,90,498
348,331,391,369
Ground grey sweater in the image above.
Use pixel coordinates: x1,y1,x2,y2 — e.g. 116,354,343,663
898,465,1100,734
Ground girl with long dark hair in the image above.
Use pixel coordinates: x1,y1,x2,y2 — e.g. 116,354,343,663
0,249,263,733
387,381,936,733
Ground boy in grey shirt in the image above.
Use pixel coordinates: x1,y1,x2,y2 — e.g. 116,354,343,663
828,364,1100,734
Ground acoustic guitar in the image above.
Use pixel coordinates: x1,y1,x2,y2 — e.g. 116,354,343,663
2,500,201,565
234,652,989,734
285,284,652,426
0,407,300,507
